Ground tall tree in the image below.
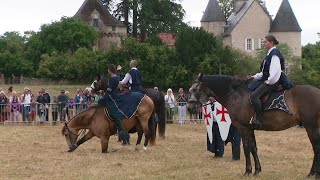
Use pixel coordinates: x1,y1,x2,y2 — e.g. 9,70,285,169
218,0,233,19
0,32,33,77
101,0,185,40
26,17,98,71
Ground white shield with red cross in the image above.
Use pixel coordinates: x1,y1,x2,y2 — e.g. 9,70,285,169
213,102,231,141
202,102,214,143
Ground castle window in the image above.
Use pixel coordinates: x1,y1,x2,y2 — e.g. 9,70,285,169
259,39,264,49
112,26,116,31
92,19,98,27
245,38,254,51
91,10,100,28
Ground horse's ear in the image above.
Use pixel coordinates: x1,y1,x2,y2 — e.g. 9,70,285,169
97,74,101,81
197,73,203,82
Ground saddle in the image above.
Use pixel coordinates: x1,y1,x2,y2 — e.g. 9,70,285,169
258,85,292,115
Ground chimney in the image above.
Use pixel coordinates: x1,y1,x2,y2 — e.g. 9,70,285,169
234,0,245,13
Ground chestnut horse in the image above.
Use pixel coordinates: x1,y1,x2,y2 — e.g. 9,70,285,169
62,97,155,153
187,73,320,178
91,75,166,138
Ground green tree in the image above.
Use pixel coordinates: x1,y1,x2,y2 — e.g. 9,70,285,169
26,17,98,72
101,0,185,40
0,32,33,77
218,0,233,18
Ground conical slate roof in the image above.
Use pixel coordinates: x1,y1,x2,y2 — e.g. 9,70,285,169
201,0,226,22
270,0,301,32
74,0,125,27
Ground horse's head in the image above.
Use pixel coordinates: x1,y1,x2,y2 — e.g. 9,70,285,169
91,75,109,93
187,73,215,112
61,123,78,152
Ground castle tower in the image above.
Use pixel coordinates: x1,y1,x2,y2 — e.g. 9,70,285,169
270,0,302,57
201,0,226,36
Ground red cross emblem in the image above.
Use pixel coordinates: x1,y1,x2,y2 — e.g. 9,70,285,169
216,106,229,122
203,106,211,125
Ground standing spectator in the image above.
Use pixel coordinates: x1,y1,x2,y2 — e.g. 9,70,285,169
7,86,13,102
57,90,69,122
164,88,175,123
64,91,70,120
21,87,32,121
176,88,187,125
51,96,59,125
10,91,20,123
67,97,75,120
0,91,8,122
42,88,51,122
36,91,46,123
75,90,87,115
29,100,37,122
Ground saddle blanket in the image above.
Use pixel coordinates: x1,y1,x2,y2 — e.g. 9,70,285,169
263,91,292,115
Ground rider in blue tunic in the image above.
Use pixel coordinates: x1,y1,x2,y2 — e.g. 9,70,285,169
247,35,293,128
118,60,143,93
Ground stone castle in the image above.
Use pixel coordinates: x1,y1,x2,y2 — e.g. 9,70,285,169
201,0,302,57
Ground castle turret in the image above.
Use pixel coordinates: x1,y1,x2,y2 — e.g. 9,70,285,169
270,0,302,57
201,0,226,36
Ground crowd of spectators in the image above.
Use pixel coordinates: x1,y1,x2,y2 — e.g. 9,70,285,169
0,86,102,124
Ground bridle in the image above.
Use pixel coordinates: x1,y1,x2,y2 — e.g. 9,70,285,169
64,122,78,148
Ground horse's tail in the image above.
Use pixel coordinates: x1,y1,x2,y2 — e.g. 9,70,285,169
157,92,166,138
148,111,156,146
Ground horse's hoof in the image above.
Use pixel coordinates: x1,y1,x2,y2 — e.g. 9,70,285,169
243,171,252,176
143,146,148,151
134,145,139,151
253,170,261,176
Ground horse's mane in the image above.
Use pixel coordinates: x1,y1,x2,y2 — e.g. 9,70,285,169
201,75,248,97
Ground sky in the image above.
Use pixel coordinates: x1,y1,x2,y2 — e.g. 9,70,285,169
0,0,318,45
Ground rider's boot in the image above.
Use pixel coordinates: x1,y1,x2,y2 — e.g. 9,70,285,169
115,119,127,141
251,98,264,128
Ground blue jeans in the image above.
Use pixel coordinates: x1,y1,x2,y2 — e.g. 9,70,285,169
23,105,30,121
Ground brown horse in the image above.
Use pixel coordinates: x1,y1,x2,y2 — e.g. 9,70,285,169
62,96,156,153
187,73,320,178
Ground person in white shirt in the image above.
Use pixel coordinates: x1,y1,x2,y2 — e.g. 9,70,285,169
247,35,285,128
21,87,32,121
118,60,143,93
164,88,175,123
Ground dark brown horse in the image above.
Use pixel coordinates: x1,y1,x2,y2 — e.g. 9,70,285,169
187,73,320,178
91,76,166,138
62,97,156,153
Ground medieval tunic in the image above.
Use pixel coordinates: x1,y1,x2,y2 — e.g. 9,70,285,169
120,67,143,92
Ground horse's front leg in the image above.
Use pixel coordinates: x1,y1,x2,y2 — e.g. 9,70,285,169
76,130,94,146
249,130,261,175
240,129,252,176
100,135,110,153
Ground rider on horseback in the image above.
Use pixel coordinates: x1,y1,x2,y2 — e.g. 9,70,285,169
118,60,143,93
247,35,292,128
99,64,128,141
